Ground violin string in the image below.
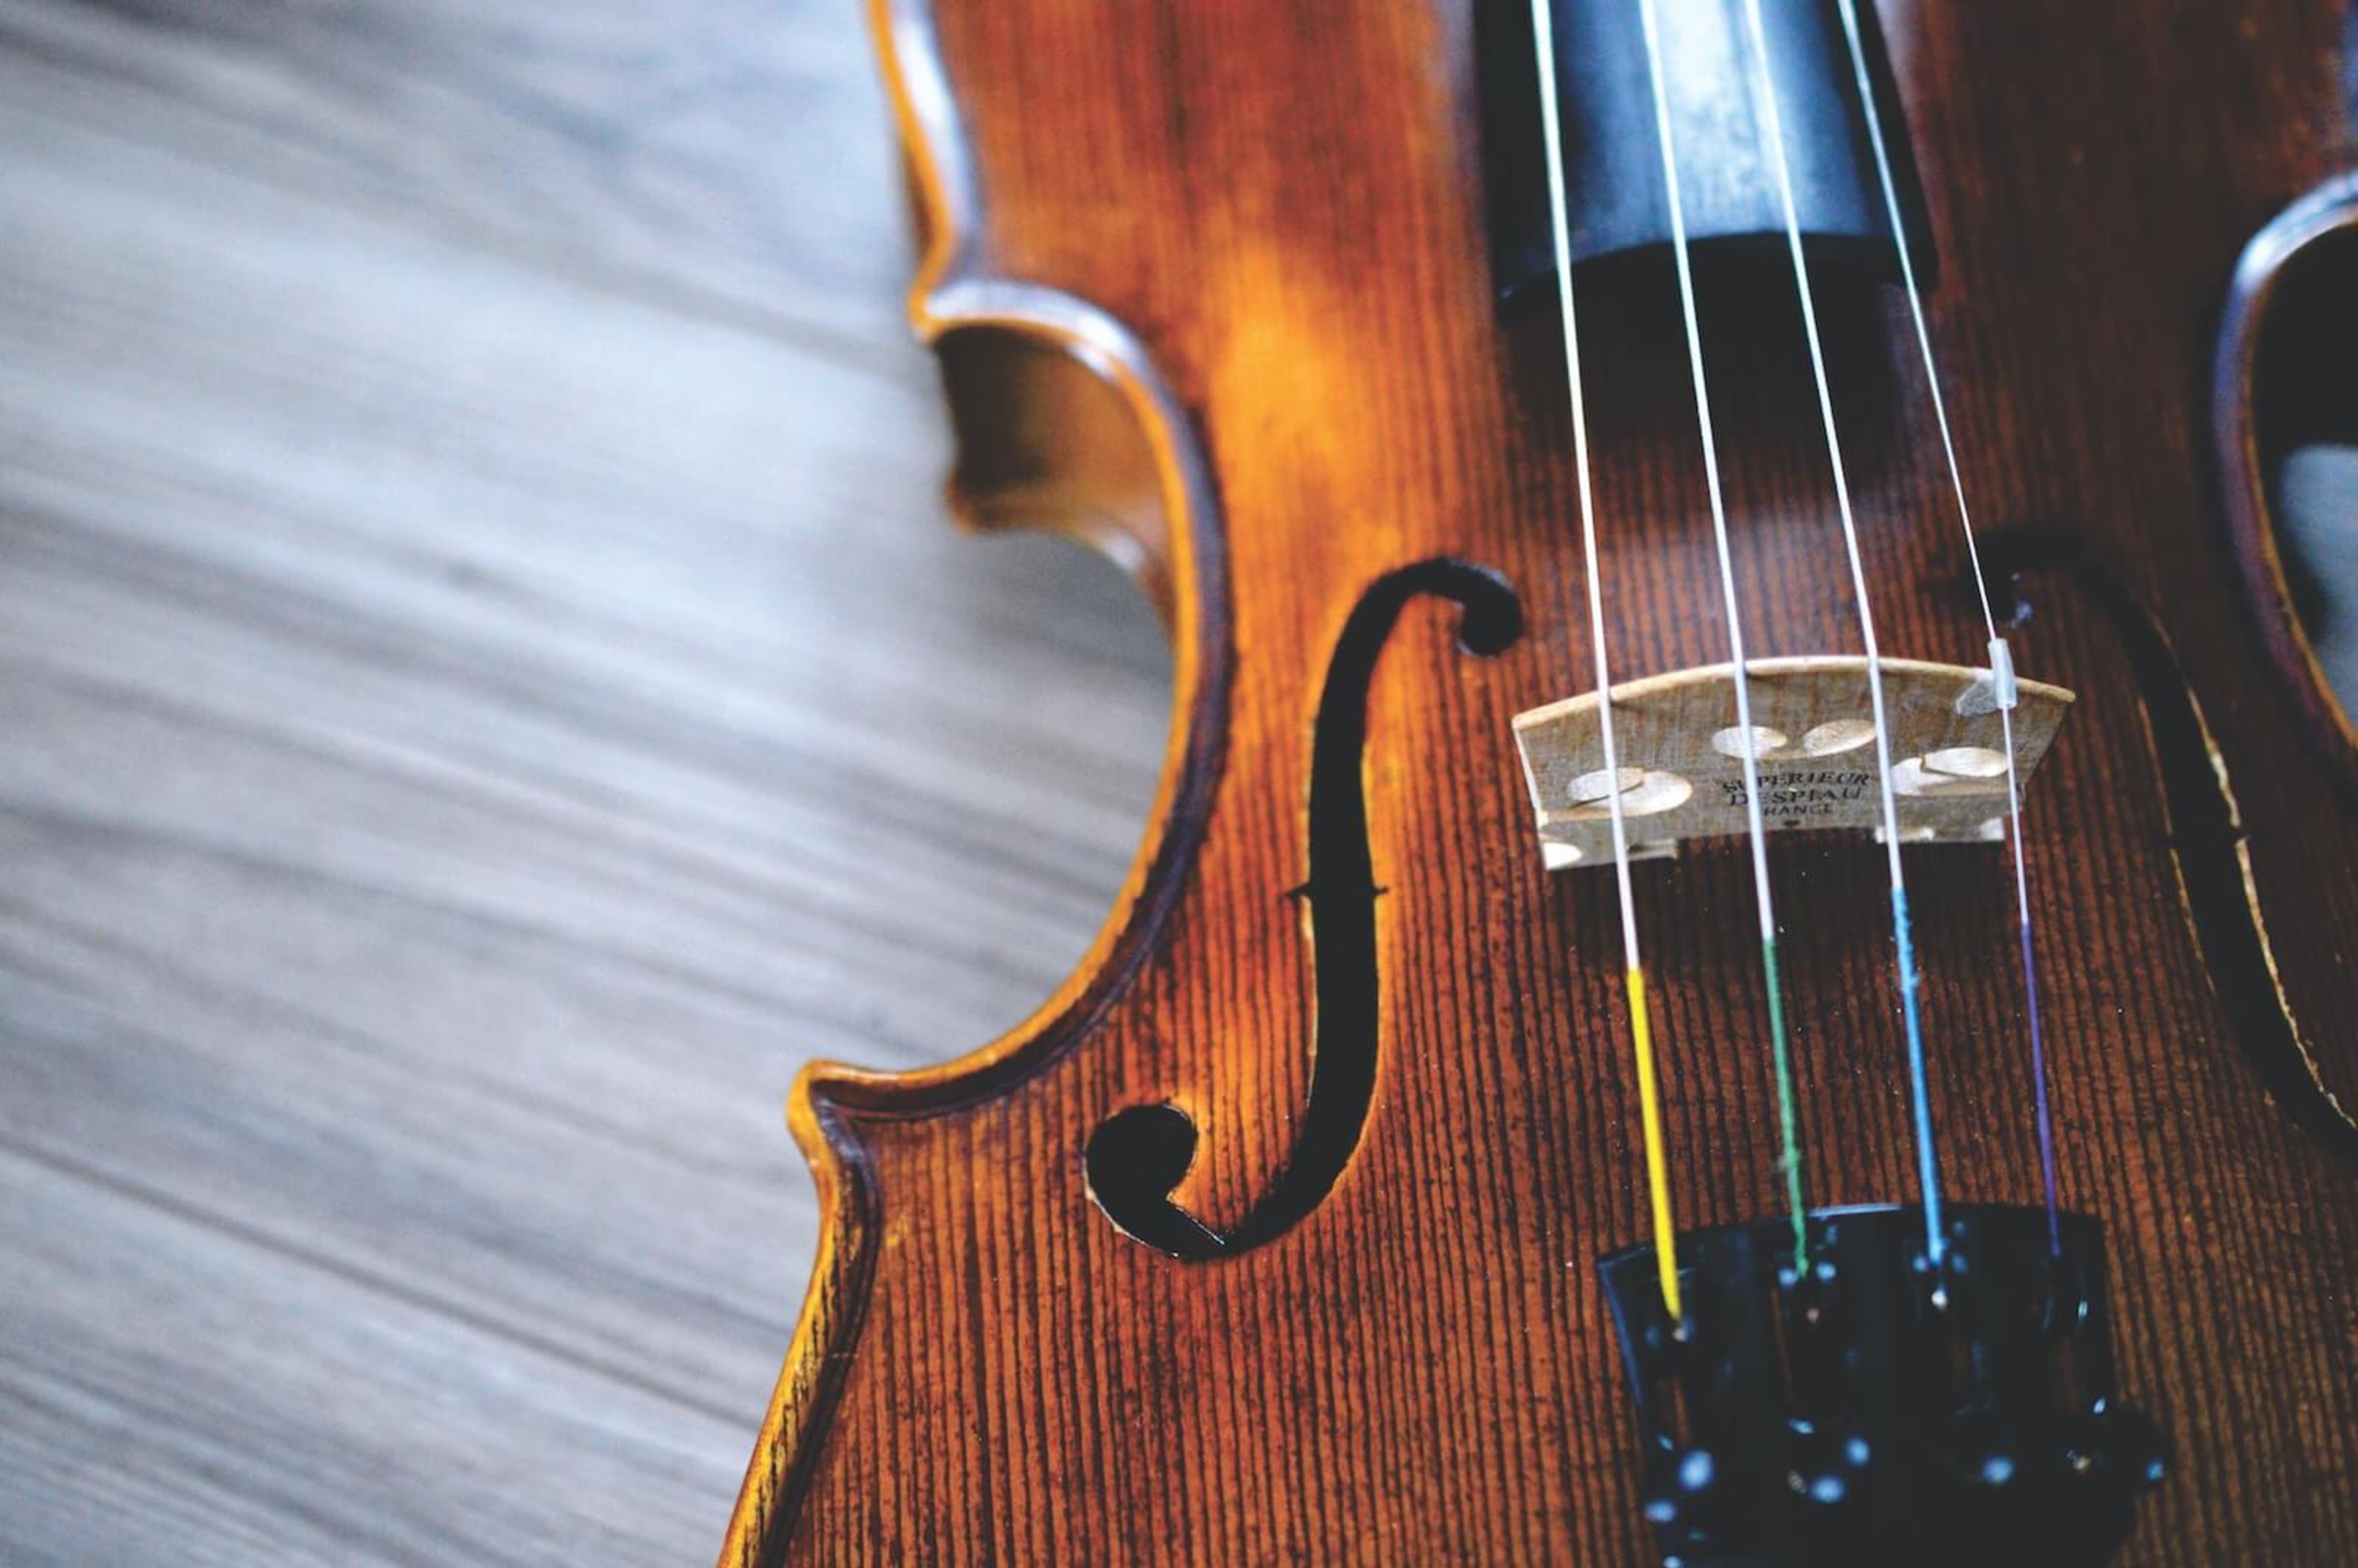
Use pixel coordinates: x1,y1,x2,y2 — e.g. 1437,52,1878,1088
1738,0,1945,1264
1831,0,2061,1256
1631,0,1812,1273
1528,0,1683,1323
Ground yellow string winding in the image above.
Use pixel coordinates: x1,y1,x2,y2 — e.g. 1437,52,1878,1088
1624,967,1682,1322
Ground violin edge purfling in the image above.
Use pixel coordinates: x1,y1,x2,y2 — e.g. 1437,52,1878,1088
727,1,2358,1562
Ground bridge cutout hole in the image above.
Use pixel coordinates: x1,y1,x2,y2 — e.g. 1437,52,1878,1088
1801,718,1877,755
1924,746,2008,777
1569,766,1643,804
1711,724,1790,760
1895,746,2009,797
1566,767,1693,819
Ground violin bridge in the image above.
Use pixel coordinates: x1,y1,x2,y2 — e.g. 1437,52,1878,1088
1511,655,2073,870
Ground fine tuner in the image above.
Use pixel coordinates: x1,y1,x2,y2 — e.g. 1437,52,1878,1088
726,0,2358,1560
1497,3,2147,1552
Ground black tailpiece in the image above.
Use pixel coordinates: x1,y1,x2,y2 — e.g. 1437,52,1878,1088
1599,1204,2168,1567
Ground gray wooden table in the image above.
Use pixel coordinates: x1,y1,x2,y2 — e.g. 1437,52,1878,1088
0,3,1166,1560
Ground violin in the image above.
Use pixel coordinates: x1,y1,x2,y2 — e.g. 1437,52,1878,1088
727,1,2358,1561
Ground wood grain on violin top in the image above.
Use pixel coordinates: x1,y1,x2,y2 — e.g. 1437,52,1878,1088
727,0,2358,1563
0,2,1163,1561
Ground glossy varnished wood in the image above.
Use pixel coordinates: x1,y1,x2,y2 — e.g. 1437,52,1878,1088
0,3,1174,1560
730,2,2358,1561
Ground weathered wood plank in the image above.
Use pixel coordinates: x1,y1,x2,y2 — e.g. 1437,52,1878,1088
0,1143,740,1566
0,1,1169,1561
0,0,909,351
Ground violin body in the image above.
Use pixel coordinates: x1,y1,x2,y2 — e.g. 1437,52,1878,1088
729,1,2358,1561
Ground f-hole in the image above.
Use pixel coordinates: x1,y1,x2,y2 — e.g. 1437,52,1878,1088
1979,525,2358,1168
1086,560,1523,1257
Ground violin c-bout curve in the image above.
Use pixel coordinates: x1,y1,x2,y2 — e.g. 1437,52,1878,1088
718,0,1233,1558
